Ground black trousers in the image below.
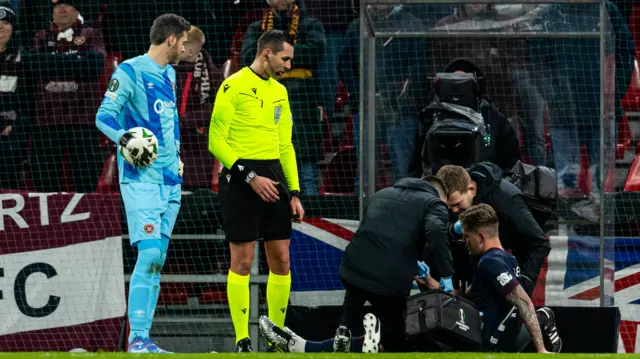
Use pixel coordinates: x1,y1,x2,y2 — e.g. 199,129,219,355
0,132,26,190
339,277,408,352
31,125,103,193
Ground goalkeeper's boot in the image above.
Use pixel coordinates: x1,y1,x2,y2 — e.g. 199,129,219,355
537,307,562,353
258,315,292,352
234,338,253,352
127,337,173,354
362,313,381,353
332,325,351,352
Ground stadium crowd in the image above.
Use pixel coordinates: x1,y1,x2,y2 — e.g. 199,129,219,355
0,0,636,199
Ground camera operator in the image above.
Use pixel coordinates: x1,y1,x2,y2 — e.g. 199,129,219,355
436,163,550,295
409,58,521,178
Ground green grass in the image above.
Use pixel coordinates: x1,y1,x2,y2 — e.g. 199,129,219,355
2,353,640,359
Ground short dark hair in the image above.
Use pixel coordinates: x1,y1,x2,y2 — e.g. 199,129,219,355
422,175,447,198
458,204,499,237
149,14,191,46
256,30,293,56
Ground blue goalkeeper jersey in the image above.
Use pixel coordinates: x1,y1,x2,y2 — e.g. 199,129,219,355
96,54,182,185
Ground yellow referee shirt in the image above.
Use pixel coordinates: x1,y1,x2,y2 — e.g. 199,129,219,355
209,67,300,192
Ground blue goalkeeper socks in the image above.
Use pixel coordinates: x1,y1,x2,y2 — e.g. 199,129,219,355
145,236,169,335
128,239,164,344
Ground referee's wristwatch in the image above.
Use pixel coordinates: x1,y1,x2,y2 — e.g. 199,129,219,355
231,161,257,184
245,171,256,183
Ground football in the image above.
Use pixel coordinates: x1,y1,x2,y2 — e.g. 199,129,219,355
120,127,159,167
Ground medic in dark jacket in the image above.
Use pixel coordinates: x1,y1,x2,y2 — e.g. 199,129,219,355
437,162,550,294
339,177,454,297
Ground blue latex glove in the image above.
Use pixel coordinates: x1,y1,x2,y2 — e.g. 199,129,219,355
440,277,454,292
453,220,463,235
417,261,430,278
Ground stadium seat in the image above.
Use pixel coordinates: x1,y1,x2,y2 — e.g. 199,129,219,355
318,106,334,156
621,56,640,113
624,154,640,191
334,80,350,114
198,285,228,305
98,53,121,93
221,59,234,79
618,115,633,160
156,283,190,306
211,158,223,192
319,145,356,195
628,5,640,48
96,151,118,193
181,128,215,190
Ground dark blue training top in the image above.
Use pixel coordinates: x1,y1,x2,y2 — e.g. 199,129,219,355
467,248,523,351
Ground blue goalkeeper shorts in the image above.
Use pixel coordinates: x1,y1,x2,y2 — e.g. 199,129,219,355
121,182,182,246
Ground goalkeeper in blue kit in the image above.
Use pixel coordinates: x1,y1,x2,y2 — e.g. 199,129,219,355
95,14,190,353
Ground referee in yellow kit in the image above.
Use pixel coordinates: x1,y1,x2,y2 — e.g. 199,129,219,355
208,29,304,352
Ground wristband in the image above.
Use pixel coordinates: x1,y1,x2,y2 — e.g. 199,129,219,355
290,190,300,198
231,161,256,184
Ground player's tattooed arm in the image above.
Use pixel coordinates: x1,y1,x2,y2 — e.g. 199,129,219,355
506,284,546,353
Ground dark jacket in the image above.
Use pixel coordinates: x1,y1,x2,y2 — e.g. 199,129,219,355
0,44,29,131
339,178,454,296
29,23,105,126
410,99,521,177
241,7,326,163
468,162,550,292
174,49,223,128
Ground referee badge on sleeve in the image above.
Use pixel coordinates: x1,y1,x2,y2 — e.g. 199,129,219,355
274,105,282,124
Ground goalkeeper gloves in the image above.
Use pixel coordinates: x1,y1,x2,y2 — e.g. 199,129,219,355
440,277,454,292
417,261,430,279
119,132,154,167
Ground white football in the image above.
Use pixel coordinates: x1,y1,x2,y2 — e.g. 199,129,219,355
120,127,159,167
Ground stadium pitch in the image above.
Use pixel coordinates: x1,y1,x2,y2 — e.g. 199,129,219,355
3,353,640,358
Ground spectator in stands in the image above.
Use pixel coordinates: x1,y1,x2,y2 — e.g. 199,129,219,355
340,5,429,190
0,1,29,189
529,1,634,203
175,25,223,189
27,0,105,193
19,0,100,47
409,59,521,177
176,25,223,124
241,0,326,195
304,0,358,119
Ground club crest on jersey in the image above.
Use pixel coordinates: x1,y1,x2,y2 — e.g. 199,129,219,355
274,105,282,124
144,224,155,234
